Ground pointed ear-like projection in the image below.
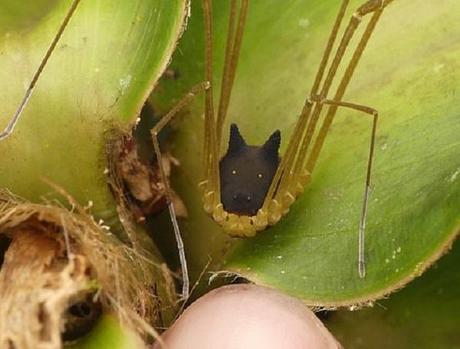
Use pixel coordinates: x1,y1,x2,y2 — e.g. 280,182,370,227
262,129,281,159
227,123,247,155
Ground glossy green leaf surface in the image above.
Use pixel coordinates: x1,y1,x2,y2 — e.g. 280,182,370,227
153,0,460,305
327,239,460,348
0,0,187,221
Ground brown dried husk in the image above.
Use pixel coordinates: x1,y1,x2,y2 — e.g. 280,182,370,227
0,190,175,349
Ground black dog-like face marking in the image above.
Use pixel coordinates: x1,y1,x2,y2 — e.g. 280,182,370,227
219,123,281,216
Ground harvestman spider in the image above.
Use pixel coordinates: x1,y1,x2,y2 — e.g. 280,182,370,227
152,0,393,297
0,0,394,299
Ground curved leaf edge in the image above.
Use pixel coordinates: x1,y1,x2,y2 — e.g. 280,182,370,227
225,225,459,308
127,0,191,127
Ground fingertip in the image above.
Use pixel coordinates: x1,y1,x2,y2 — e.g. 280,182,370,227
154,284,341,349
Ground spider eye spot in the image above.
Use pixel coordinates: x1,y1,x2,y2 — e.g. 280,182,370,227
232,169,237,175
257,173,263,179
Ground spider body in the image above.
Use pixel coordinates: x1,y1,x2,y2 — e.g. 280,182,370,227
220,124,280,217
205,122,309,237
204,144,310,238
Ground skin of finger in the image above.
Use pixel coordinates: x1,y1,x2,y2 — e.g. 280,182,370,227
153,284,342,349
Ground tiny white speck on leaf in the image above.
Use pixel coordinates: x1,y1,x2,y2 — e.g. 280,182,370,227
298,18,310,28
449,168,460,182
119,74,132,95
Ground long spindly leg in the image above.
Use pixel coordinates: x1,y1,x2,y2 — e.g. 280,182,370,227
0,0,82,141
202,0,220,208
305,1,393,174
151,82,210,300
274,0,394,204
215,0,248,146
310,98,378,279
263,0,351,209
201,0,249,211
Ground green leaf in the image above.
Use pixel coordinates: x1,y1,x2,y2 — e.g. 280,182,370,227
0,0,186,343
327,239,460,348
152,0,460,304
0,0,188,221
67,314,145,349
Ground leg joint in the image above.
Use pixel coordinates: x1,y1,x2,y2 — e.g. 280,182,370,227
317,98,378,119
357,0,391,16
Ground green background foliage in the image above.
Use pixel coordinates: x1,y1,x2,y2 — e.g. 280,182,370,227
0,0,187,346
0,0,186,222
328,239,460,348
